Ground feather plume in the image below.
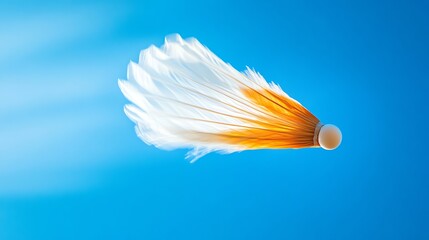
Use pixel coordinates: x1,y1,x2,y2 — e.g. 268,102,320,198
119,34,325,161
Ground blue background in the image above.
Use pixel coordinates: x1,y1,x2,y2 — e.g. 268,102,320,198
1,0,428,239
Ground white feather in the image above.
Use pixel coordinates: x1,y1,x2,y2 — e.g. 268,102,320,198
119,34,277,161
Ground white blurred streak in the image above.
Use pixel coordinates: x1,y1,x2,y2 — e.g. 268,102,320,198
0,5,138,196
0,107,110,197
0,7,119,63
0,103,113,162
0,167,98,197
0,62,124,195
0,69,112,114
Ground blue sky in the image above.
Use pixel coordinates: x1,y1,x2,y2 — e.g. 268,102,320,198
0,0,428,239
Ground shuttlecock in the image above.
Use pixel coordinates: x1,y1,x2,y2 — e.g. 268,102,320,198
119,34,341,161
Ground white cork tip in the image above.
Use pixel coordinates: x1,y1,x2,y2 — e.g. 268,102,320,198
318,124,342,150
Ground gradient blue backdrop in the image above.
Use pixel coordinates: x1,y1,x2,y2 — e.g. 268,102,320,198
1,0,428,239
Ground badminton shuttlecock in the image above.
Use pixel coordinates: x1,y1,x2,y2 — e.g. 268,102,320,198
119,34,341,161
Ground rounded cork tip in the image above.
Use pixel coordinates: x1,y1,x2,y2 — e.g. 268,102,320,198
318,124,342,150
